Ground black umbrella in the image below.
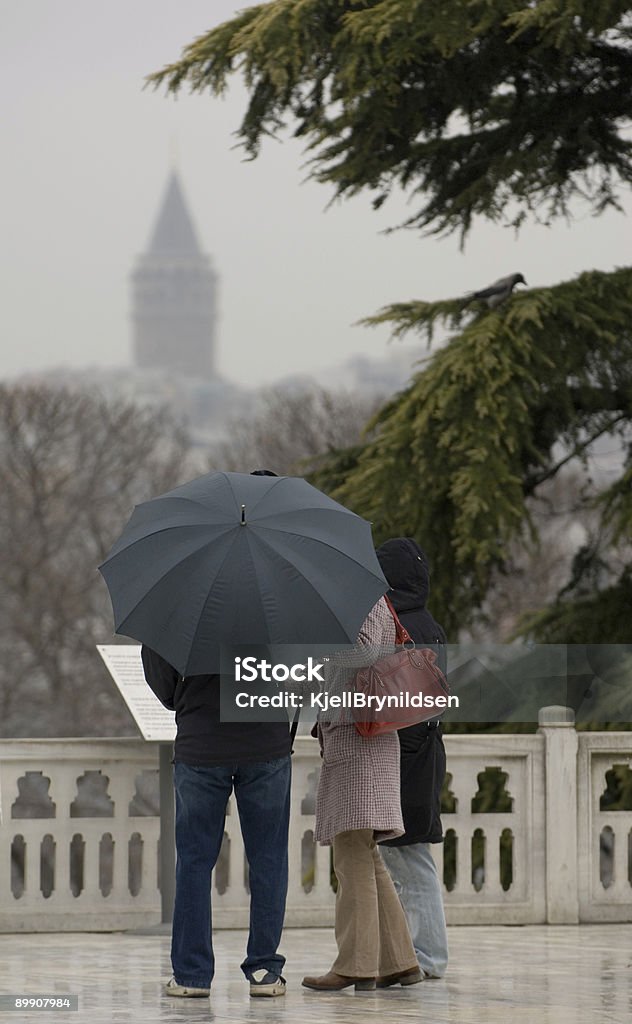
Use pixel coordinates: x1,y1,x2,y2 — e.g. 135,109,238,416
98,471,387,675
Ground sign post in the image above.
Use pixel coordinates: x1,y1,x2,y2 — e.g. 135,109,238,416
97,644,176,924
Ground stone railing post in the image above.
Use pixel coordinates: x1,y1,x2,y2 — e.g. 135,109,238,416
538,705,579,923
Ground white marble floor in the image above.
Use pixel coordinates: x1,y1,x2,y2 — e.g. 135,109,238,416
0,925,630,1024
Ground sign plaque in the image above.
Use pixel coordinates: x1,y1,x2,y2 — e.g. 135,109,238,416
97,645,176,742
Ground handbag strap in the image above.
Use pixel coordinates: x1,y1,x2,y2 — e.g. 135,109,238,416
383,594,414,645
289,703,301,754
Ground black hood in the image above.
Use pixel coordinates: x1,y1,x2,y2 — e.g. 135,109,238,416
376,537,430,613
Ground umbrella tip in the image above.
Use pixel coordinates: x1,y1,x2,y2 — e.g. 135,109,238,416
241,504,246,525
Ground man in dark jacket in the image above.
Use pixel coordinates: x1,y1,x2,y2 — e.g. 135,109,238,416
375,537,449,980
142,469,290,1000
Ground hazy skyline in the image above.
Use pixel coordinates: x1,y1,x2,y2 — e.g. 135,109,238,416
2,1,631,388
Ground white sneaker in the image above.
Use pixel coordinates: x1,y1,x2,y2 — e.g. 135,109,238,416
164,976,210,998
249,970,287,997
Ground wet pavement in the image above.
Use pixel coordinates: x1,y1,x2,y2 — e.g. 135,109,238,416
0,924,630,1023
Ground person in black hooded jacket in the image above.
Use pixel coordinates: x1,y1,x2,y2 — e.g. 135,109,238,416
375,537,449,980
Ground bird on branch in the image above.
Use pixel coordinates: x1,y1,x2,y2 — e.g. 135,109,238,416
463,272,527,308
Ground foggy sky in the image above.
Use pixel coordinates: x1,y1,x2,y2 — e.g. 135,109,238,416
2,1,631,387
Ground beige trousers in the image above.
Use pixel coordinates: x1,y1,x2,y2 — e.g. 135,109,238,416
331,829,418,978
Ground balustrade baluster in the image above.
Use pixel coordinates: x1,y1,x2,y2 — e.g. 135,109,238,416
0,728,631,930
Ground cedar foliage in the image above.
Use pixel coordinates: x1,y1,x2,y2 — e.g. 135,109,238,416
149,0,632,238
151,1,632,641
312,268,632,636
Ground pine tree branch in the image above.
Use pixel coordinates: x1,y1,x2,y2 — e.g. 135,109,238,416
522,413,626,494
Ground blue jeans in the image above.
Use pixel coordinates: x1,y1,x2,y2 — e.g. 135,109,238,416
380,842,449,978
171,757,291,988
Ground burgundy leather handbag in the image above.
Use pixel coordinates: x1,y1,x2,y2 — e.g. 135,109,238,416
353,596,449,737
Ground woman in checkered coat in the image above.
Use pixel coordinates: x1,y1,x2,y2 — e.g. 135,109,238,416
302,598,421,992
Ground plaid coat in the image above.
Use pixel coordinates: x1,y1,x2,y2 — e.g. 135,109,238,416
313,597,404,846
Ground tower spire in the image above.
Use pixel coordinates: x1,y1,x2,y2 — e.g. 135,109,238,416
131,172,218,378
148,172,201,254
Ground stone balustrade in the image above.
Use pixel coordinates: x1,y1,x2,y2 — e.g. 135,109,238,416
0,709,630,931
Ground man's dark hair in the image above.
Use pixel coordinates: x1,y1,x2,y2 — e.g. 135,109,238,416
250,469,278,476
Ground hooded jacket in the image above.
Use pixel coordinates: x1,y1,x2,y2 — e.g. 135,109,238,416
376,537,447,846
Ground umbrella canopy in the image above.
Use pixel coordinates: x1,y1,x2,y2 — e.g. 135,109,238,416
98,471,388,676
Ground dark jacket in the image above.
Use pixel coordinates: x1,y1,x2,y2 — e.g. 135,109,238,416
141,646,292,765
375,537,447,846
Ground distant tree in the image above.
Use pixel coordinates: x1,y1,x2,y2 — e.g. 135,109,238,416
207,384,383,477
466,471,599,641
150,0,632,239
0,384,192,736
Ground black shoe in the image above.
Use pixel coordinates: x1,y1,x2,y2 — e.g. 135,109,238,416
249,970,287,997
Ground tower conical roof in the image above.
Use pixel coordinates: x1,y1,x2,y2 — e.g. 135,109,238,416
147,173,202,254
